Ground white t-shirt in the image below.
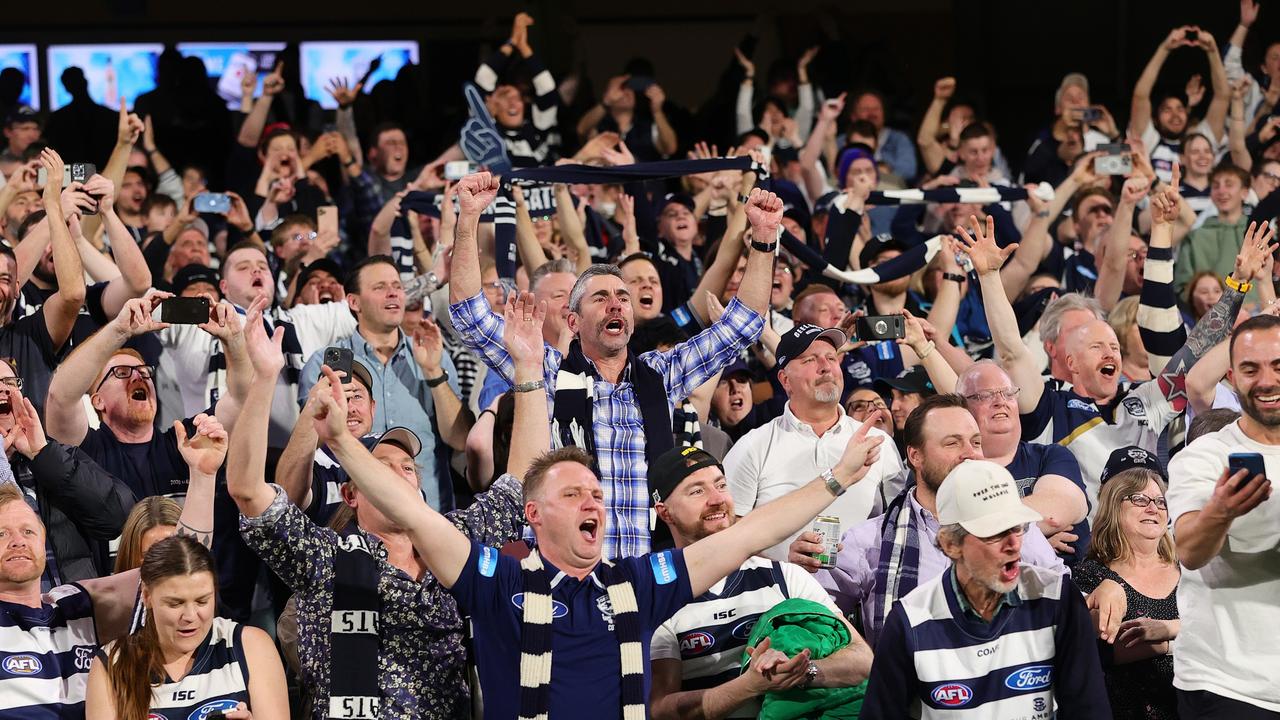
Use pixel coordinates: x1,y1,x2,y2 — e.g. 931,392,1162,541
1167,420,1280,711
725,403,905,560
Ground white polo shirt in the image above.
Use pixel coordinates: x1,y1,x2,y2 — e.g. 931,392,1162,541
1167,420,1280,712
724,402,905,561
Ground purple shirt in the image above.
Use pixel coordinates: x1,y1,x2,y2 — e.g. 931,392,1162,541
820,488,1067,645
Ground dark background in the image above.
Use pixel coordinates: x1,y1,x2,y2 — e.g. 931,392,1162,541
4,0,1277,175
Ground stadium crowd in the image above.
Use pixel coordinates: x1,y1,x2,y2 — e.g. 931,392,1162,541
4,3,1280,719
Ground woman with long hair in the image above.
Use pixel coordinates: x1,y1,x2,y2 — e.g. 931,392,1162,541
112,497,182,574
85,536,288,719
1073,467,1180,720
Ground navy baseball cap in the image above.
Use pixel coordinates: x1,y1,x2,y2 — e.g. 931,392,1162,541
875,365,935,396
660,192,696,215
1099,446,1167,485
776,324,847,370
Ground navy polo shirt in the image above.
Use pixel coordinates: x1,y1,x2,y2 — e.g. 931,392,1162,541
451,541,693,720
79,418,193,500
1005,441,1092,562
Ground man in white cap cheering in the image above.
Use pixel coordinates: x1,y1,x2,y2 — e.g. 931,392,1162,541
862,459,1110,718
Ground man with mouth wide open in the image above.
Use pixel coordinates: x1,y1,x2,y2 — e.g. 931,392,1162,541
449,171,776,558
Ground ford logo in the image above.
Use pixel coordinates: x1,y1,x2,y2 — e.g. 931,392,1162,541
931,683,973,707
2,654,42,675
679,631,715,655
189,699,239,720
510,593,569,619
1004,664,1053,691
730,618,757,640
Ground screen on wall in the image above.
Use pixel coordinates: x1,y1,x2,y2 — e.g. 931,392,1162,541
299,40,419,110
46,44,162,110
178,42,287,110
0,45,41,110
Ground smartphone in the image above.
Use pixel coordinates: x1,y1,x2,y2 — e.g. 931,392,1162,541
323,346,354,382
1227,452,1266,488
193,192,232,215
444,161,478,181
160,296,210,325
854,315,905,341
626,75,655,94
1080,107,1102,122
38,163,99,214
317,205,339,237
1094,143,1133,175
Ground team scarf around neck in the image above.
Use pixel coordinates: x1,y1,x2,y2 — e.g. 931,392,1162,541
552,339,673,470
327,526,382,719
517,550,645,720
869,481,921,648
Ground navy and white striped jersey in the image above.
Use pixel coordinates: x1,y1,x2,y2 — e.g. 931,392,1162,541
0,583,98,720
862,564,1109,719
650,557,841,718
128,617,251,720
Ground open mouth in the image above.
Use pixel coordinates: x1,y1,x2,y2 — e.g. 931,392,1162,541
318,292,334,303
772,281,783,291
251,277,265,289
384,302,401,312
638,294,654,309
729,396,745,410
579,518,599,543
603,318,625,335
1140,518,1160,525
1099,363,1118,378
176,627,200,639
0,398,12,416
702,511,727,523
1254,391,1280,408
675,221,691,233
999,559,1019,583
991,410,1009,420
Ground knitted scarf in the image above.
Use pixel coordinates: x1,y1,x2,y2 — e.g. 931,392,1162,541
551,340,673,469
327,528,382,720
517,550,645,720
869,482,920,648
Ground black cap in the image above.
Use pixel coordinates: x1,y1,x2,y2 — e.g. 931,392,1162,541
293,258,343,295
720,358,752,380
875,365,935,395
1099,446,1167,485
649,445,723,506
813,191,841,216
660,192,696,215
858,236,909,271
172,264,220,296
775,324,847,370
5,105,37,127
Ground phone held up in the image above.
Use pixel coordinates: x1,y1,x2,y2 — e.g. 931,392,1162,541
194,193,232,214
38,163,99,214
160,296,210,325
1094,144,1132,176
854,315,905,342
323,346,355,383
1227,453,1266,489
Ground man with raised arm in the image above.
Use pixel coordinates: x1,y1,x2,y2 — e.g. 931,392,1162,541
449,171,775,558
322,345,884,719
230,292,548,719
957,183,1266,506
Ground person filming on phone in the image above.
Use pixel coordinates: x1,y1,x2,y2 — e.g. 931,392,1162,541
1166,313,1280,717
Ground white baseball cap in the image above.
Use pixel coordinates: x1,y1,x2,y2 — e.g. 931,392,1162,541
937,460,1043,538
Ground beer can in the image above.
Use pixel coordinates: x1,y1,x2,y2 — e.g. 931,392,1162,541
811,515,841,568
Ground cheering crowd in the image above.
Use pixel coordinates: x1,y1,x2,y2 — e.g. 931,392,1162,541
3,3,1280,719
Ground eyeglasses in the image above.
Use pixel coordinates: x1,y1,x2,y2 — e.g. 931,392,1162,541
1122,493,1168,510
962,387,1021,404
977,523,1029,544
289,231,318,244
95,364,156,392
0,377,23,390
1127,250,1148,262
847,399,888,414
1262,172,1280,184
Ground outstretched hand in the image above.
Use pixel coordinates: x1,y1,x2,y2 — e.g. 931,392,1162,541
1234,221,1278,282
953,214,1015,276
175,413,229,476
503,292,547,369
313,365,352,444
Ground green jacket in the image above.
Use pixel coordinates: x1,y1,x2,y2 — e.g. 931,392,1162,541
741,598,867,719
1174,215,1249,298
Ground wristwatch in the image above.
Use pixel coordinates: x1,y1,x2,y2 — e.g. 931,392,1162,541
801,661,819,688
821,468,845,497
425,370,450,388
513,379,545,393
750,238,778,253
941,272,966,284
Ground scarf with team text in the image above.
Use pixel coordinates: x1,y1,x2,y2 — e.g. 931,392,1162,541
327,525,382,720
517,550,644,720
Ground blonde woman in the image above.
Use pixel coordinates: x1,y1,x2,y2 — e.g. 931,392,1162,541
113,497,182,573
1073,457,1179,720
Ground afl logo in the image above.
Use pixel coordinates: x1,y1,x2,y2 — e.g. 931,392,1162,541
2,654,42,675
931,683,973,706
510,593,569,619
679,631,715,655
189,700,239,720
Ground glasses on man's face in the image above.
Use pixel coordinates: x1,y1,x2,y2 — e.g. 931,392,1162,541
289,231,318,245
962,387,1021,405
1262,172,1280,184
0,377,23,391
1122,493,1168,510
95,364,156,392
977,523,1029,544
1127,250,1148,262
847,399,888,414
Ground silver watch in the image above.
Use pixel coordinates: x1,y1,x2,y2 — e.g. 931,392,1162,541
802,661,819,687
822,468,845,497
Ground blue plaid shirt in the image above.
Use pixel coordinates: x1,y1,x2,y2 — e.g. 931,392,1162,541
449,293,764,558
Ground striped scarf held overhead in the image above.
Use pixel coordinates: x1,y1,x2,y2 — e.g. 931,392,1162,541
517,551,646,720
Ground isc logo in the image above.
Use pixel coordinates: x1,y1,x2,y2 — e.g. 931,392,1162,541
2,654,42,675
679,632,715,655
931,683,973,707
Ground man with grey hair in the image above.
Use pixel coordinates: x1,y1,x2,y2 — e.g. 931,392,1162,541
862,460,1110,717
1037,292,1104,385
448,172,778,558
